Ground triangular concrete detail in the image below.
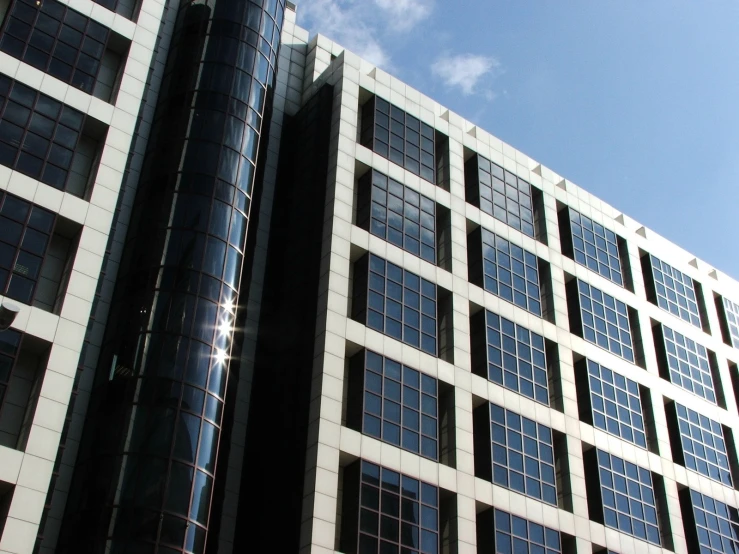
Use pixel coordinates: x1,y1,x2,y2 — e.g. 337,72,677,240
688,258,699,269
440,110,450,121
467,126,477,137
709,269,718,280
556,179,567,190
532,164,542,176
636,226,647,238
615,214,625,225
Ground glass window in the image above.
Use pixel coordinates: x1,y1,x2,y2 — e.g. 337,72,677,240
576,280,634,362
0,191,56,305
493,508,561,554
471,154,536,238
480,228,541,315
364,169,436,264
720,296,739,349
568,208,623,286
364,254,437,356
587,359,647,448
362,96,436,183
488,403,557,505
483,311,549,405
356,460,439,554
0,0,111,95
660,324,716,403
0,75,87,194
596,449,661,545
674,403,732,486
647,255,702,328
362,350,438,460
686,489,739,554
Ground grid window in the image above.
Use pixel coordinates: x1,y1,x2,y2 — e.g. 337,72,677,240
0,329,22,412
361,96,436,183
357,460,439,554
483,311,549,404
480,228,541,315
0,75,87,192
587,359,647,448
493,509,561,554
568,208,624,286
0,0,111,95
365,254,437,356
363,169,436,264
489,403,557,505
362,350,439,460
721,296,739,349
661,324,716,403
596,449,661,545
648,255,702,328
0,191,57,305
470,154,536,238
687,490,739,554
576,280,634,362
675,403,732,486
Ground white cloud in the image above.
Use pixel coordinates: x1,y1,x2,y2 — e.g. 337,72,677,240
298,0,433,68
431,53,500,96
374,0,433,31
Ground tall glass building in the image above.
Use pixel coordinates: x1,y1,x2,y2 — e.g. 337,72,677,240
0,2,738,553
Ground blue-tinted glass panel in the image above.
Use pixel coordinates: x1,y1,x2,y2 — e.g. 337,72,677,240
488,403,557,505
649,255,702,328
367,170,436,264
675,403,732,486
363,350,438,460
661,325,716,403
0,191,57,305
493,508,561,553
358,460,439,553
596,449,661,545
577,280,634,362
687,489,739,554
475,155,535,238
568,208,623,286
0,0,111,95
365,254,437,356
363,96,436,183
480,229,541,315
483,311,549,405
587,359,646,448
0,74,87,195
721,297,739,349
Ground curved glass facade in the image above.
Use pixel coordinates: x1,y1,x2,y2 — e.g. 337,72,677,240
60,0,285,552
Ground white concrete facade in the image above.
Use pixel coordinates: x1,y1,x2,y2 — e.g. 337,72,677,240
0,0,168,552
290,23,739,554
2,3,739,554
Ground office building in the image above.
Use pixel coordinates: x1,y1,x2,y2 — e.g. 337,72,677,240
0,1,739,553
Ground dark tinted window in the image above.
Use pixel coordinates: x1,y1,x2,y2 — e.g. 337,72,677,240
361,350,439,460
483,310,548,405
576,280,634,362
0,191,56,305
488,403,557,505
361,96,436,183
596,449,660,545
0,0,111,94
0,75,87,193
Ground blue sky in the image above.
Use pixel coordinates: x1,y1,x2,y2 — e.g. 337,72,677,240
297,1,739,281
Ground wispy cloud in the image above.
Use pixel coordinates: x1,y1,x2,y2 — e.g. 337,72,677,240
431,53,500,96
374,0,433,31
298,0,433,68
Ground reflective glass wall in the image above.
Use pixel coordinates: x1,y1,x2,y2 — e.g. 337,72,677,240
60,1,285,552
